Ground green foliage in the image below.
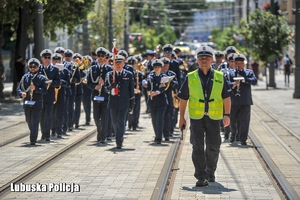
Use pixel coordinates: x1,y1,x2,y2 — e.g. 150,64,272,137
210,9,293,63
129,22,176,54
43,0,96,40
248,9,293,62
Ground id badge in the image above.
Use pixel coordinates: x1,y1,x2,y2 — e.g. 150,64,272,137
112,88,119,96
24,100,36,106
93,96,104,102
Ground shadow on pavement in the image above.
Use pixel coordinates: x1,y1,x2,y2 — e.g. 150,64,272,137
182,182,237,194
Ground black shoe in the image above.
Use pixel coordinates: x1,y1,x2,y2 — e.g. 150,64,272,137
196,178,208,187
127,126,132,131
75,125,79,129
107,137,112,141
236,138,240,142
116,145,122,149
30,142,36,145
230,137,235,142
165,137,169,141
41,136,45,140
57,135,62,138
132,127,137,131
156,140,162,144
68,128,73,132
45,138,50,142
85,122,90,126
208,176,215,182
240,141,247,145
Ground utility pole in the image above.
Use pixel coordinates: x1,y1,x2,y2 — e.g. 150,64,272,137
82,20,90,55
123,5,129,52
34,2,44,60
109,0,113,51
293,0,300,98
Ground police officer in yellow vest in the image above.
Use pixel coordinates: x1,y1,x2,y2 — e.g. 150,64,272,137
178,45,231,187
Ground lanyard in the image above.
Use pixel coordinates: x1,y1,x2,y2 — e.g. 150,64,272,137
197,69,212,100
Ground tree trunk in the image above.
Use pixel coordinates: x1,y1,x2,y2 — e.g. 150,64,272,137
12,2,30,95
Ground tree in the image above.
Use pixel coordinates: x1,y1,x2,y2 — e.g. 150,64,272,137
247,9,293,63
88,0,125,52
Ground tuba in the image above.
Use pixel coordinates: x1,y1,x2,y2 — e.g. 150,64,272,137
81,57,91,84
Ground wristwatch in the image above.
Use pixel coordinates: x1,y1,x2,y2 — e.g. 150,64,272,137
224,114,230,117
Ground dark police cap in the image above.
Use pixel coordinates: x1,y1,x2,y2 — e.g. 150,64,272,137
40,49,52,57
225,46,237,54
146,49,154,55
73,53,82,60
174,48,181,54
160,57,170,64
227,53,236,61
214,51,224,57
127,56,136,63
54,47,65,54
151,59,164,67
65,49,74,57
134,54,142,62
195,46,214,58
118,50,128,58
27,58,41,66
91,51,97,56
52,53,62,60
115,55,125,63
95,47,108,55
162,44,174,51
233,54,246,61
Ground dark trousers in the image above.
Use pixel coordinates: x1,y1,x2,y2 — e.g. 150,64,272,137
67,94,75,128
190,116,221,180
63,95,70,132
51,100,65,135
110,109,128,146
82,94,91,124
93,101,109,141
163,106,173,138
284,72,290,86
40,102,53,139
73,94,82,126
25,107,42,142
128,94,141,128
107,111,113,137
172,107,179,129
150,105,167,141
230,105,251,142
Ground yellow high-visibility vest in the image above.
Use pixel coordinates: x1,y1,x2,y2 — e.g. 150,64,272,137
188,70,224,120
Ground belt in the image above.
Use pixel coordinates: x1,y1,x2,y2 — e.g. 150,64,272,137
204,112,209,116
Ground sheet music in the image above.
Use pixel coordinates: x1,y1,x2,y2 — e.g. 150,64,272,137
160,76,175,84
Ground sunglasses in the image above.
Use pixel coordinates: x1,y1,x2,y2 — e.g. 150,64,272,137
97,54,106,58
164,50,172,54
29,65,38,69
43,56,51,59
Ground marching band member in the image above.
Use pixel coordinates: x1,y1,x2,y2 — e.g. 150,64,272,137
87,47,112,144
39,49,60,142
17,58,47,145
161,57,179,141
228,54,257,145
127,56,143,131
82,55,93,126
105,55,134,149
73,53,85,129
64,49,80,132
212,51,224,70
118,50,134,74
51,53,70,138
145,59,169,144
162,44,181,87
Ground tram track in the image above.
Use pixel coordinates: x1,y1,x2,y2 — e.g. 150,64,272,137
0,128,97,196
249,101,300,200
